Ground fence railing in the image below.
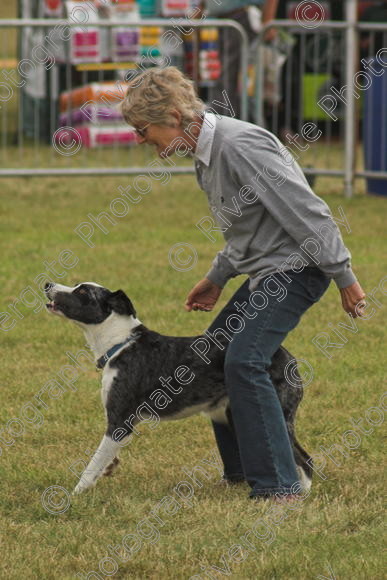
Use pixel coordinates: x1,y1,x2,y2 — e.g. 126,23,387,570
255,18,387,197
0,18,248,177
0,16,386,197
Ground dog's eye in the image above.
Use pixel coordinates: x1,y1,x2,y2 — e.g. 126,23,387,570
74,286,88,296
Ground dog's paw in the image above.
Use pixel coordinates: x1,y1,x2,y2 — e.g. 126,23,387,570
296,466,312,492
72,478,95,495
103,457,120,477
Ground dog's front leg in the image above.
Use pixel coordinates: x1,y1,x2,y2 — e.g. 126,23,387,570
73,434,122,495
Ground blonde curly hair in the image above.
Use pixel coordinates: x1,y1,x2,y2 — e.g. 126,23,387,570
121,66,205,129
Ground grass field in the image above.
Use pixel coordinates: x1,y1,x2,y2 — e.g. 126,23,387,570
0,168,385,580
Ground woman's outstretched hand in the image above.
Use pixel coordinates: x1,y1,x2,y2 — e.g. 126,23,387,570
185,278,222,312
339,281,367,318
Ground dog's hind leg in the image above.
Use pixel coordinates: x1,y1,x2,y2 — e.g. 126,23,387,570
73,434,122,494
293,438,313,492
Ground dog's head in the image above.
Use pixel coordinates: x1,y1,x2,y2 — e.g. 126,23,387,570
44,282,136,324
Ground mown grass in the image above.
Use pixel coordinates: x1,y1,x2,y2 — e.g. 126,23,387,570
0,168,385,580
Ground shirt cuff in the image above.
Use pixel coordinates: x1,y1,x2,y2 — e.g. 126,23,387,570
206,255,239,288
333,268,357,289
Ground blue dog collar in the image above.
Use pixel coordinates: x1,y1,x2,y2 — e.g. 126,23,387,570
97,336,136,369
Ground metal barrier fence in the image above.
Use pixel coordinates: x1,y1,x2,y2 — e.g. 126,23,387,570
0,18,247,177
254,18,387,197
0,16,386,197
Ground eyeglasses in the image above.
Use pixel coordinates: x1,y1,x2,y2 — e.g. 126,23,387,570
134,123,150,138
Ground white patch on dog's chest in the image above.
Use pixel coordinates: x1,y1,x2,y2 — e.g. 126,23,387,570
101,366,118,408
99,338,139,408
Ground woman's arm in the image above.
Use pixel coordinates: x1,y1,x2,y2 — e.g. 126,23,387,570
225,135,366,317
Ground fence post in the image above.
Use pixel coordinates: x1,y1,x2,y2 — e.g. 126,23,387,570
344,0,358,198
237,24,249,121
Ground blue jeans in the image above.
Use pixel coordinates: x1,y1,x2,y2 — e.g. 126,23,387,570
207,267,330,497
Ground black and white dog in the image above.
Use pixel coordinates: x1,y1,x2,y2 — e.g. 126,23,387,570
44,282,313,495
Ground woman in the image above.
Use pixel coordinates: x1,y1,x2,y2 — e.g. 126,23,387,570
121,66,366,501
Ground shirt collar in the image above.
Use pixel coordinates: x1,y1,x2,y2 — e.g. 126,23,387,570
194,112,217,167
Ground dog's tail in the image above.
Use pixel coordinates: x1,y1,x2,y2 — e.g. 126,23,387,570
293,437,313,492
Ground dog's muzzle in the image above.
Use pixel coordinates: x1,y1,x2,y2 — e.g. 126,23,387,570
44,282,58,312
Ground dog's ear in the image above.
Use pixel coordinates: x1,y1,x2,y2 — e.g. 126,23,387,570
107,290,136,317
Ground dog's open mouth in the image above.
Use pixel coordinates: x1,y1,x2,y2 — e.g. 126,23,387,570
46,300,59,312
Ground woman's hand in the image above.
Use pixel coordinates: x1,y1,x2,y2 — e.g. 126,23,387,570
185,278,222,312
339,281,367,318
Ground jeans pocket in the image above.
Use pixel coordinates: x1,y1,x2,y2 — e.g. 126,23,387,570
306,268,331,302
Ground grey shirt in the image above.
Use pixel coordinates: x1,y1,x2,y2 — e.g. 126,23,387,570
193,113,356,290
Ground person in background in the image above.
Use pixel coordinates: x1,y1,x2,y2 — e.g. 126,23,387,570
203,0,279,118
